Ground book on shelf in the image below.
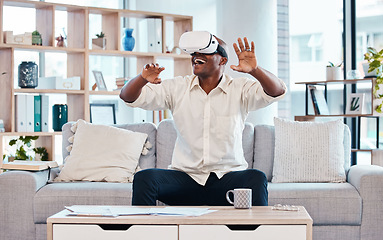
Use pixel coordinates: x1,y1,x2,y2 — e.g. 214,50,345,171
1,160,58,171
115,77,130,89
15,94,27,132
26,94,34,132
41,95,49,132
138,18,162,53
34,95,41,132
15,94,50,132
308,85,329,115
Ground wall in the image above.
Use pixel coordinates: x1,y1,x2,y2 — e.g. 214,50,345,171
217,0,279,125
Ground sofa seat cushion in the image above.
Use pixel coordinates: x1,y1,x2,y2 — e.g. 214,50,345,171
268,182,361,225
33,182,132,223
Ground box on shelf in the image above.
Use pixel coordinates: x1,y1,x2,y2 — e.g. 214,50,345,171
4,31,32,45
36,76,81,90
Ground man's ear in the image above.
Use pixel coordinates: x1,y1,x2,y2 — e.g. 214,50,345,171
220,57,228,65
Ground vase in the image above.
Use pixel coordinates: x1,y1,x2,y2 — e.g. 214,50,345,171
52,104,68,131
326,67,342,81
92,38,106,50
122,28,135,51
18,61,38,88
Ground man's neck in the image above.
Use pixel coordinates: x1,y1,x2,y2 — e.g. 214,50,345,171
198,73,223,95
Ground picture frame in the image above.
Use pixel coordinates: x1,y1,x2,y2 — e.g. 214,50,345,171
92,70,107,91
346,93,365,114
90,103,116,125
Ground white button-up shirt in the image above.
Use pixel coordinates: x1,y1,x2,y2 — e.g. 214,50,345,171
126,74,286,185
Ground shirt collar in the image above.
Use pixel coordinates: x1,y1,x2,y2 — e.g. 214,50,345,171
189,74,233,94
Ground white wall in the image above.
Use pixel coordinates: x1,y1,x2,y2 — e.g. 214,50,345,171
217,0,279,125
134,0,217,34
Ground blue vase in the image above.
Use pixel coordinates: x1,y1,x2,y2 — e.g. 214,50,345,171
122,28,135,51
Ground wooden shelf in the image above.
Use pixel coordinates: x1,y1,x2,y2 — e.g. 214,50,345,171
14,89,85,95
3,0,86,11
296,77,382,165
295,114,380,120
0,0,193,162
0,44,85,53
0,132,62,136
90,90,120,95
296,78,376,85
351,149,373,153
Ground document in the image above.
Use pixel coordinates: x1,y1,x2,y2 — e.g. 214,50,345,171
65,206,216,217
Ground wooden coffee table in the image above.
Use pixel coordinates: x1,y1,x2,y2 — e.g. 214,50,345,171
47,206,312,240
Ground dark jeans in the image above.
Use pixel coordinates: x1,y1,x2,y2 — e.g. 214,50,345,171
132,168,268,206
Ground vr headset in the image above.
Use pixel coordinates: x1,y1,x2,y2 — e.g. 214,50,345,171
179,31,228,58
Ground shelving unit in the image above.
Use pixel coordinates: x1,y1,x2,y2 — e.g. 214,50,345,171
295,78,381,164
0,0,193,162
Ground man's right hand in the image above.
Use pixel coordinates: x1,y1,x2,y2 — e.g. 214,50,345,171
141,63,165,84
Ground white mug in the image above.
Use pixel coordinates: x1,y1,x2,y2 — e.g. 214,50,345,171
226,188,252,209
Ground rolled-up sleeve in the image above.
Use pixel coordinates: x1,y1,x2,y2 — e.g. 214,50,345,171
243,78,287,112
125,81,173,111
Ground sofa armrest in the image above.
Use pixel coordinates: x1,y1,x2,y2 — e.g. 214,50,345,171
0,170,50,240
347,165,383,240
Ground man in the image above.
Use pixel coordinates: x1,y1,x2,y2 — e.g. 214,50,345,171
120,31,286,206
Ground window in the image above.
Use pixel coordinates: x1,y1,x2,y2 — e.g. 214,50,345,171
291,33,323,62
356,0,383,164
288,0,344,120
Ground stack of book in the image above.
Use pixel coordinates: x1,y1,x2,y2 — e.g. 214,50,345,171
115,77,130,89
1,160,58,171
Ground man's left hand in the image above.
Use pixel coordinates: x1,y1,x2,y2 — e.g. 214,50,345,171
230,37,258,74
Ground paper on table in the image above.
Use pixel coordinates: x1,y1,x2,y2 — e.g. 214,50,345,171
109,207,152,216
65,205,116,217
149,207,216,217
65,206,216,217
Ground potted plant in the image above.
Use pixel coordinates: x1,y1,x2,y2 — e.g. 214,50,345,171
92,31,106,50
326,61,343,80
364,47,383,112
5,136,48,161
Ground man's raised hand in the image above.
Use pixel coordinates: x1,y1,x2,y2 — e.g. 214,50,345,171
141,63,165,84
230,37,258,74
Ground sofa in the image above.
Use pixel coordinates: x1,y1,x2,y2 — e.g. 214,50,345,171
0,119,382,240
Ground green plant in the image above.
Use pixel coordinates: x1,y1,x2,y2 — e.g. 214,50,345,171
364,47,383,112
96,32,105,38
327,61,343,67
8,136,48,161
33,147,49,161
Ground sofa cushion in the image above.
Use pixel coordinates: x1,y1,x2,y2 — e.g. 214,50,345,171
33,182,133,223
253,124,351,182
55,120,148,183
62,121,157,169
272,118,346,183
268,182,362,225
156,119,255,169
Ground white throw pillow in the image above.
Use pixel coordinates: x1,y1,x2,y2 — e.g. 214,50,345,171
54,119,148,183
272,117,346,183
